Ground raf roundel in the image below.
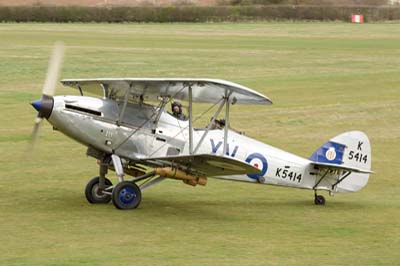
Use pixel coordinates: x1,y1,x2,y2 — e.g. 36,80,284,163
245,153,268,180
325,147,337,161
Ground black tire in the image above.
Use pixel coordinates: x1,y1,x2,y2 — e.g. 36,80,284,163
257,176,265,183
112,181,142,210
85,176,113,204
314,195,326,205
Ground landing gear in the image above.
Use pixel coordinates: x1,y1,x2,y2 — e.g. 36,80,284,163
314,192,326,205
85,176,113,204
85,154,150,210
112,181,142,210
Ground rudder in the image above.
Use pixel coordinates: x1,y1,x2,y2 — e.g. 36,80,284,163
310,131,371,192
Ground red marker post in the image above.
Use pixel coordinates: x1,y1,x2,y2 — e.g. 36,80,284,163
351,14,364,23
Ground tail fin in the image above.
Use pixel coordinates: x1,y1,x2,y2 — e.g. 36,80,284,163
310,131,371,193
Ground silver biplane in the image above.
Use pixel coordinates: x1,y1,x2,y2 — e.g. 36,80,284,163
30,44,372,210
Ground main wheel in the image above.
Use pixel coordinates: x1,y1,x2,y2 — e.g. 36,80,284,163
85,176,113,204
314,195,326,205
112,181,142,210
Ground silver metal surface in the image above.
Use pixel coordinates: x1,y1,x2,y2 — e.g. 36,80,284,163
111,154,124,182
61,78,272,105
140,176,166,191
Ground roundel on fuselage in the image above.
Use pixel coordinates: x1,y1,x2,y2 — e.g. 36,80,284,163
245,153,268,180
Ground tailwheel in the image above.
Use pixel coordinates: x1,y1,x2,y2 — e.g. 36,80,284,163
112,181,142,210
85,176,113,204
314,193,326,206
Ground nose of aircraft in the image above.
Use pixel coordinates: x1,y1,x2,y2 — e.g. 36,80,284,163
31,99,42,112
30,95,54,119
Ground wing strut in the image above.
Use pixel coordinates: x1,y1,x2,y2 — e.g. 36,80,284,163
223,89,232,156
117,86,130,126
331,171,351,191
100,83,108,99
77,85,83,96
147,98,224,158
313,167,354,195
313,169,330,190
191,89,232,155
189,86,193,154
193,97,225,154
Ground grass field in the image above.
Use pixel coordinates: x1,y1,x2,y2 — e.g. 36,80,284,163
0,22,399,266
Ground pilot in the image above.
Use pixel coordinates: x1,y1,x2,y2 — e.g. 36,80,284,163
210,118,225,129
216,119,226,128
171,101,187,120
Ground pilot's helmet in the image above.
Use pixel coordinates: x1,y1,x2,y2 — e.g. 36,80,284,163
171,101,182,113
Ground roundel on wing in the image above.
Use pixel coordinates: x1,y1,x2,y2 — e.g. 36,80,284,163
245,153,268,180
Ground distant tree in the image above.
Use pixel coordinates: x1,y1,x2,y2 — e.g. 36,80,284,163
219,0,389,5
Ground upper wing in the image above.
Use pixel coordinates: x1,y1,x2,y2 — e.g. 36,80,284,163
61,78,272,105
139,153,262,177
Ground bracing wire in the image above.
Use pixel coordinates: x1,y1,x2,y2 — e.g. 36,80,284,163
113,84,188,153
148,97,224,157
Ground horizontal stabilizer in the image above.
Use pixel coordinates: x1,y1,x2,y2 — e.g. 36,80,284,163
311,162,373,174
140,154,262,177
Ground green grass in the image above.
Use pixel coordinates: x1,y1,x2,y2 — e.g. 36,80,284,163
0,22,399,266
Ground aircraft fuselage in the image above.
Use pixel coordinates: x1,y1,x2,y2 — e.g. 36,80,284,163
48,95,320,191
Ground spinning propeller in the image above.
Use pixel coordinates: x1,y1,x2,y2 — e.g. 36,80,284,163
30,42,64,148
